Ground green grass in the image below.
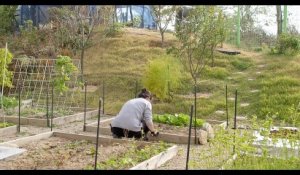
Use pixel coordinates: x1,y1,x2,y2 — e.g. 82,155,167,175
225,155,300,170
80,27,300,126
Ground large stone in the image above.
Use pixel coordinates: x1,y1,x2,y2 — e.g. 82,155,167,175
197,129,208,145
202,122,214,141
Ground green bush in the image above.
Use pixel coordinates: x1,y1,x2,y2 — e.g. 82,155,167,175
203,67,229,80
142,55,184,101
0,122,14,128
105,22,124,37
54,55,78,95
0,96,18,109
230,58,252,71
275,33,300,56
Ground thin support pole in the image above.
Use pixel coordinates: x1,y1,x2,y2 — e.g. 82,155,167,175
135,80,138,98
233,89,237,155
234,90,237,129
226,84,228,129
18,84,21,133
168,80,170,99
83,81,87,131
186,105,194,170
51,82,54,131
102,80,105,114
94,98,102,170
194,84,197,144
46,85,49,127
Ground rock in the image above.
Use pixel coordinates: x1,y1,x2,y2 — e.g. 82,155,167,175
202,122,214,141
197,129,208,145
215,110,225,115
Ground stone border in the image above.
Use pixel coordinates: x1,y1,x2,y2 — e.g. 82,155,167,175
130,145,178,170
0,109,98,127
0,131,177,170
0,125,17,137
0,132,53,147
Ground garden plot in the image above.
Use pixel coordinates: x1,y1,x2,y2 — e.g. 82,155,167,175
85,115,226,145
0,131,177,170
0,109,98,127
0,124,17,136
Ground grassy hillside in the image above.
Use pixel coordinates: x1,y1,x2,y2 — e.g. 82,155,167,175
81,27,300,127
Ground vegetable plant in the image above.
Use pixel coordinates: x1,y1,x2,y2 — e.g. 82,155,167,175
0,122,14,128
153,113,204,127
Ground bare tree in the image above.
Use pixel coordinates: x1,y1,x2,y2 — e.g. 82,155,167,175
150,5,177,47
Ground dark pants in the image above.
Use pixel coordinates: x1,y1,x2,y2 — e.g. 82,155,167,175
111,121,149,139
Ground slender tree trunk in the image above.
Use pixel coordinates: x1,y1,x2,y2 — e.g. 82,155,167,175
141,5,145,28
80,26,85,81
276,5,282,38
160,31,164,47
130,5,133,26
115,5,118,23
211,47,214,67
126,6,128,22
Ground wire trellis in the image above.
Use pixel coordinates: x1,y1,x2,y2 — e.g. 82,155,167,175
8,57,82,111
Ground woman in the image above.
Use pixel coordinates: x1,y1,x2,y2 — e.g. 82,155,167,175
110,88,158,140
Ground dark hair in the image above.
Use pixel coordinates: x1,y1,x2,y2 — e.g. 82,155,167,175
138,88,152,99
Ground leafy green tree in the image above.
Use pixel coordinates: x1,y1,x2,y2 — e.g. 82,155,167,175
150,5,177,47
172,5,225,119
0,5,17,34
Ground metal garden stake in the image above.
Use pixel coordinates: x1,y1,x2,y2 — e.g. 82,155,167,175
83,81,87,131
94,98,101,170
186,105,194,170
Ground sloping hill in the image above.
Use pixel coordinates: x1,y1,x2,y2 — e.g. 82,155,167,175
83,27,177,84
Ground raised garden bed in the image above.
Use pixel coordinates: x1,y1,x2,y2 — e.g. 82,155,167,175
0,109,98,127
0,131,177,170
85,117,226,144
0,122,17,136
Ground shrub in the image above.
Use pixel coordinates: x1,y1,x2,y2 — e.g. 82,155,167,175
275,33,300,56
0,96,18,109
230,58,252,71
142,55,184,101
105,22,124,37
0,47,13,88
203,67,229,80
54,55,78,95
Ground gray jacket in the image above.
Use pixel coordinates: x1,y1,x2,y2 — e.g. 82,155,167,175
111,98,152,132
